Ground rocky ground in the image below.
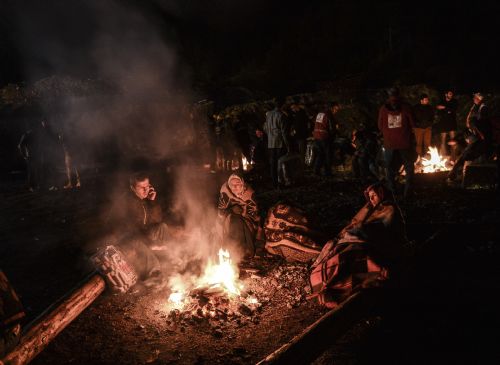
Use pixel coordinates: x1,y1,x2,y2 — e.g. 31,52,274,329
1,164,500,364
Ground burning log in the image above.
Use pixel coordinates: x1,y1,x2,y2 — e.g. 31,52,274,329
0,273,105,365
164,260,310,336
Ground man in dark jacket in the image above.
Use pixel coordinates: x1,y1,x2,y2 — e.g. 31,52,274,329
378,88,416,199
118,173,170,246
413,93,435,158
435,90,458,158
17,119,62,191
106,173,169,287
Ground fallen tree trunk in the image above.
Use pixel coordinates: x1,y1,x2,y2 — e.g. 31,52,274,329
1,273,105,365
257,290,381,365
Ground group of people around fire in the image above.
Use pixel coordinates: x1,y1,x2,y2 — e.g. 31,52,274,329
207,88,498,198
106,87,499,303
3,87,500,355
105,170,408,310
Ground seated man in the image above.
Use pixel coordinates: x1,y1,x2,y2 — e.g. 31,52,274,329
104,172,169,290
215,174,262,259
117,172,170,249
309,183,407,308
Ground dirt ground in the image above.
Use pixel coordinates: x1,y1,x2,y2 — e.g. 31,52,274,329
1,165,500,364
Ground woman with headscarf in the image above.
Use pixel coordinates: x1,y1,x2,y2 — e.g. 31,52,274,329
216,174,261,258
309,183,407,308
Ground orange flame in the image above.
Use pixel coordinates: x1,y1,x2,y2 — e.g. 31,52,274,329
419,147,452,173
167,248,242,309
200,248,241,295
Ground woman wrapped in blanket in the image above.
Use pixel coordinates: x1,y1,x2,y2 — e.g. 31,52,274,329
309,183,407,307
215,174,262,258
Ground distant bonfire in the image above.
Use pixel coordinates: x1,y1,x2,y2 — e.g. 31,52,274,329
415,147,453,174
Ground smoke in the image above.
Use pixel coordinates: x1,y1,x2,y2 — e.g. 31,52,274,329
12,0,195,164
11,1,246,292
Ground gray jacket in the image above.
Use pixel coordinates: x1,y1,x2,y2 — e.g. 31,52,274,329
264,108,289,149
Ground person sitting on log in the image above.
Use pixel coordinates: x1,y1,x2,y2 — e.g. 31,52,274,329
215,174,262,259
309,182,407,308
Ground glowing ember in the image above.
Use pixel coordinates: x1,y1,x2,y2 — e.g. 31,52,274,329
247,296,259,304
168,291,185,308
418,147,452,173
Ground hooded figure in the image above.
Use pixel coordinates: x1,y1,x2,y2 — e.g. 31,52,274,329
338,183,407,251
216,174,261,258
309,183,407,308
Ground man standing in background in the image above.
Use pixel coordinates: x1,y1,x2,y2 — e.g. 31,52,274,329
378,88,416,200
263,97,289,189
413,93,435,158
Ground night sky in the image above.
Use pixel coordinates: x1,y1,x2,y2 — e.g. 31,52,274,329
1,0,500,95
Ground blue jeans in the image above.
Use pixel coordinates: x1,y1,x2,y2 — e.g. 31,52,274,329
383,148,414,196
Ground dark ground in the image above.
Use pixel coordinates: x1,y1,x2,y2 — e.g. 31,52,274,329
1,164,500,364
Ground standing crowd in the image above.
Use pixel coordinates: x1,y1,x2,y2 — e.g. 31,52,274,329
207,87,499,200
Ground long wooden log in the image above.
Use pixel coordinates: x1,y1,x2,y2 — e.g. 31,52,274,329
257,290,380,365
1,273,105,365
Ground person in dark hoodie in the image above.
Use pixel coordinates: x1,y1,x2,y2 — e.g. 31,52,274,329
435,90,458,159
377,88,416,200
413,93,435,158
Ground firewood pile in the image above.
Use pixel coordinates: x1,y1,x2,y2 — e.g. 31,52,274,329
165,261,311,337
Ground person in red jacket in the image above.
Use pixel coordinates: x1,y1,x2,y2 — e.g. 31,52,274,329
312,104,335,176
378,88,416,199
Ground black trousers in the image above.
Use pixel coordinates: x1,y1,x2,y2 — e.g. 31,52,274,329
268,148,285,187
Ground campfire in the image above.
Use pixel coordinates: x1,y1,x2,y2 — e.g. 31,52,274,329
163,248,266,335
168,248,242,308
162,248,311,336
415,147,452,174
242,155,252,171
